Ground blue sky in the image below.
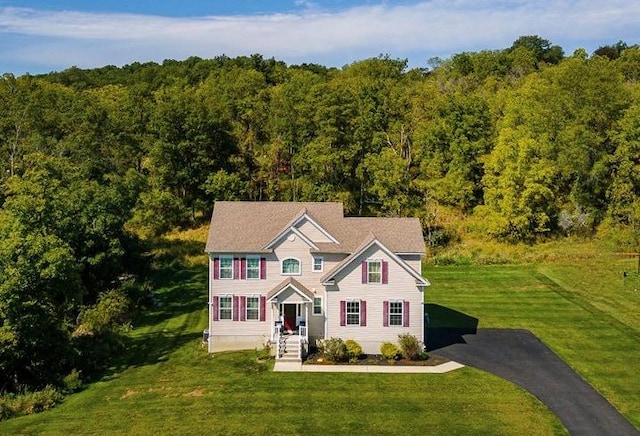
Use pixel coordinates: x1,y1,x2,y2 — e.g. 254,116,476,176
1,1,639,75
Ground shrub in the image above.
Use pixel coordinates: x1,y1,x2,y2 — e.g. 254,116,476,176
398,333,422,360
344,339,363,362
255,342,272,361
318,337,347,362
380,342,401,360
0,386,63,421
62,369,83,394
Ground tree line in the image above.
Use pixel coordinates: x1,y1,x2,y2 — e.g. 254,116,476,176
1,35,639,392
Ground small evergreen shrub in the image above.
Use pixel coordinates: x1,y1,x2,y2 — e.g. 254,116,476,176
380,342,401,360
398,333,422,360
344,339,363,362
318,337,347,362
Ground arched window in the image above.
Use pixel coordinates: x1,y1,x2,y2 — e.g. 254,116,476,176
281,258,301,275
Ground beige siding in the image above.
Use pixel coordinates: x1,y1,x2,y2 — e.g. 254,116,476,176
296,218,334,243
326,246,424,355
209,231,348,352
209,233,424,354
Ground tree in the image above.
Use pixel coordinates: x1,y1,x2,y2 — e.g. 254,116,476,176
510,35,564,66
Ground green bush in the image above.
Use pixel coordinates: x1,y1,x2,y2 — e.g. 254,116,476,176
398,333,422,360
62,369,83,394
345,339,363,362
318,337,347,362
0,386,63,421
380,342,401,360
255,342,272,361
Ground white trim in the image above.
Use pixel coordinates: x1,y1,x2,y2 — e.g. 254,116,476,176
281,257,302,276
219,295,233,320
295,214,339,244
246,255,261,280
312,296,323,316
265,226,319,251
345,300,361,326
245,295,260,321
219,255,234,280
367,258,382,284
321,238,429,287
312,255,324,272
388,300,404,327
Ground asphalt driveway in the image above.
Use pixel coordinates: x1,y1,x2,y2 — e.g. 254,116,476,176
428,328,638,436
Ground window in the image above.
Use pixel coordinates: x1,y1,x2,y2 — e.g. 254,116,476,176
346,301,360,325
313,297,322,315
219,256,233,279
368,260,381,283
246,257,260,279
219,296,232,320
312,256,323,272
281,258,301,275
246,296,259,320
389,301,403,326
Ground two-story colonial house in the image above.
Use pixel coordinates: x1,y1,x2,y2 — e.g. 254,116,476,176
205,201,429,360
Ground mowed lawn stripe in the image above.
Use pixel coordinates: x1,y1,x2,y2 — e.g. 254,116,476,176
426,263,640,429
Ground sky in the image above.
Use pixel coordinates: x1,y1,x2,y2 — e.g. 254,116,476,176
0,0,639,75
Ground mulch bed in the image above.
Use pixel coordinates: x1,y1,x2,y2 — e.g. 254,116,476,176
303,352,449,366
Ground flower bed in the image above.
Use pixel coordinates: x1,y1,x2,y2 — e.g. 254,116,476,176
303,352,449,366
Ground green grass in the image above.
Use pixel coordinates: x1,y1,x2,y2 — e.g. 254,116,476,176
3,234,638,434
425,255,640,429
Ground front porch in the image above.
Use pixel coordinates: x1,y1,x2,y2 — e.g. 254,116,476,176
267,277,316,361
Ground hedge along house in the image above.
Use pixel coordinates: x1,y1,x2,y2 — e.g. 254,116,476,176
205,201,430,361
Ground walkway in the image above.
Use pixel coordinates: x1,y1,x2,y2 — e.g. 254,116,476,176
274,360,464,373
430,328,638,436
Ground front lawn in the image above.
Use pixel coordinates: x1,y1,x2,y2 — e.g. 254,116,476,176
0,238,566,435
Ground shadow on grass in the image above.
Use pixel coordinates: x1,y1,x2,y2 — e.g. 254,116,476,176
425,304,479,352
101,248,209,375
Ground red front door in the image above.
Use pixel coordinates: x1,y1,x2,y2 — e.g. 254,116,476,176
283,304,297,332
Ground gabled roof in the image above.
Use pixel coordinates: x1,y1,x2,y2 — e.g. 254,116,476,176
205,201,425,255
205,201,344,253
263,209,338,250
266,277,315,303
320,235,430,287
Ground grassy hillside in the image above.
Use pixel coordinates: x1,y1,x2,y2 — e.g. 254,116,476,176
2,230,638,434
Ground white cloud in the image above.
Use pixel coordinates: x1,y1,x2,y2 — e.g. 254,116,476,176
1,1,639,74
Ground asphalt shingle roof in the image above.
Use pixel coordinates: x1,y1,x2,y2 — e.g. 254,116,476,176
205,201,425,255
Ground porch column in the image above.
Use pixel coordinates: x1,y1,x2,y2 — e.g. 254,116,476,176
305,302,310,341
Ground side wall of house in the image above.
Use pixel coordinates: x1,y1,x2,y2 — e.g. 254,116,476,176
326,246,424,355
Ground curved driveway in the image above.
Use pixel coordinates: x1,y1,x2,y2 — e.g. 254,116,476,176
430,329,638,436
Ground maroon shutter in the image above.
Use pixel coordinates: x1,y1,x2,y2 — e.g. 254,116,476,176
361,261,367,283
213,257,219,280
259,296,266,321
382,261,389,284
360,300,367,326
403,300,410,327
240,258,247,280
383,301,389,327
212,296,219,321
240,296,246,321
232,295,239,321
340,301,346,326
233,258,240,280
260,258,266,280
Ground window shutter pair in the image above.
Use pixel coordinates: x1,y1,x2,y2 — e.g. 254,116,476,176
339,300,366,326
212,257,267,280
360,260,389,284
382,300,410,327
211,295,266,322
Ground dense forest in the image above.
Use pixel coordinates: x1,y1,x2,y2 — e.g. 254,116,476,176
1,35,639,396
